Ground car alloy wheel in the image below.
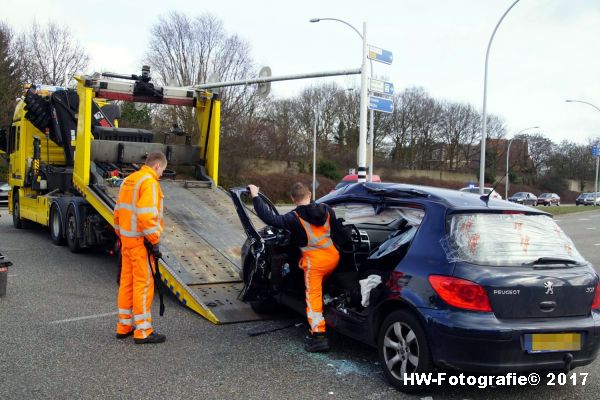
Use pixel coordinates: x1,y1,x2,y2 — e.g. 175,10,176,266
384,321,419,377
378,310,432,393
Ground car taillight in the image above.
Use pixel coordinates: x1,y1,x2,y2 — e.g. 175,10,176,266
428,275,492,312
591,282,600,310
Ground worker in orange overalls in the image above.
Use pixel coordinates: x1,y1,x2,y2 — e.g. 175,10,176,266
248,182,340,352
114,152,167,344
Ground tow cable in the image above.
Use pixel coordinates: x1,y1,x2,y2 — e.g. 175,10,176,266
247,321,304,337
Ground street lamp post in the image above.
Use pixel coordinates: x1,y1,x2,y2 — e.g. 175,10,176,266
479,0,521,194
312,88,353,200
505,126,539,199
310,17,372,182
566,99,600,203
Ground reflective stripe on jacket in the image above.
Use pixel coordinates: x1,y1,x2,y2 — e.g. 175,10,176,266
295,211,339,333
294,211,339,266
114,165,164,247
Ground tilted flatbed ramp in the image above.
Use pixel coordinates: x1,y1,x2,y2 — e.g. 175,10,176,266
94,179,265,324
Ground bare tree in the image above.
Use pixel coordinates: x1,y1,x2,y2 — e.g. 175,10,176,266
547,139,594,190
14,21,89,86
0,23,21,129
438,102,477,170
145,12,257,141
515,132,554,177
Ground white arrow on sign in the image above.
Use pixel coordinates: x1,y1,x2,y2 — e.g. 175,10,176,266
369,78,394,96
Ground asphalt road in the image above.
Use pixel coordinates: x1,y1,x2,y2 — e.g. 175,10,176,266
1,208,600,400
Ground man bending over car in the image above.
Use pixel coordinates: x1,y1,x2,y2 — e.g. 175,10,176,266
248,182,340,352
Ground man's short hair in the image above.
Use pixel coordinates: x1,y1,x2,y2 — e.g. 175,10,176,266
145,152,167,168
290,182,310,202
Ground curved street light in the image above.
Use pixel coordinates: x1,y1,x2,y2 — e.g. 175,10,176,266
565,99,600,203
505,126,539,199
565,99,600,113
310,17,375,182
479,0,521,194
312,88,354,200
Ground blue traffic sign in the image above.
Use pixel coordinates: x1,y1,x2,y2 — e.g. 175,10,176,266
369,95,394,113
369,78,394,96
593,145,600,157
368,45,393,65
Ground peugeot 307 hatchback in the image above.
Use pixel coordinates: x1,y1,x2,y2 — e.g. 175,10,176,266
230,183,600,393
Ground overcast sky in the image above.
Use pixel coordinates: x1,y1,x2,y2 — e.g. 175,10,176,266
5,0,600,145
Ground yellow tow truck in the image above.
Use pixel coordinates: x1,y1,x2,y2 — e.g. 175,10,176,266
0,68,263,324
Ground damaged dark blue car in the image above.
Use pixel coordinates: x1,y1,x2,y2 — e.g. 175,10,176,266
230,183,600,392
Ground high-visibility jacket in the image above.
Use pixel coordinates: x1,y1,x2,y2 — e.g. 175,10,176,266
295,211,340,333
114,165,164,247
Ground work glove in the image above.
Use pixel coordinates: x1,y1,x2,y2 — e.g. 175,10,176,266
151,243,162,260
144,239,162,260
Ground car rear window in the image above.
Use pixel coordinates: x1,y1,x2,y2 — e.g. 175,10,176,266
445,213,585,266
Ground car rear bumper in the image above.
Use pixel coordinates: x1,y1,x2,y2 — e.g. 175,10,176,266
420,308,600,373
538,200,554,205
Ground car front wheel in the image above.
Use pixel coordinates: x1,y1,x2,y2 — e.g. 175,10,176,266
378,309,432,393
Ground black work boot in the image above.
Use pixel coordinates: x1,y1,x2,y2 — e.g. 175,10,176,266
116,331,133,339
134,332,166,344
305,332,329,352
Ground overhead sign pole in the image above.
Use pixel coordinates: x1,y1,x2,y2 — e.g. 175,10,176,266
593,145,599,205
193,68,361,90
366,45,394,183
357,22,369,183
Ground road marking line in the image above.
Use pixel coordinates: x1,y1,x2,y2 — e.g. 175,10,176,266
586,227,597,230
579,218,591,221
594,244,600,246
49,311,117,324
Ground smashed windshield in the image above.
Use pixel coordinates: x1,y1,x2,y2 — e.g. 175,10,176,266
444,213,585,266
332,203,424,226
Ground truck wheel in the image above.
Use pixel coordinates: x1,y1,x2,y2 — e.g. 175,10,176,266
49,204,65,245
12,194,31,229
12,195,22,229
378,309,432,393
66,206,81,253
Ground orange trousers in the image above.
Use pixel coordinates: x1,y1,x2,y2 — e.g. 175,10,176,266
300,251,339,334
116,245,155,339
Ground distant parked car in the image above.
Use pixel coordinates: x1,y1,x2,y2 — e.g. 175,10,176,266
0,182,9,208
459,186,502,200
333,174,382,191
576,193,600,206
537,193,561,206
508,192,538,206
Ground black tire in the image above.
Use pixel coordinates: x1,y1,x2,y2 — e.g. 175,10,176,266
66,205,81,253
160,169,177,179
12,193,23,229
49,203,65,245
250,297,281,314
378,309,433,393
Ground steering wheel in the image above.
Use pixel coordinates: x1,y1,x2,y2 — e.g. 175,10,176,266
349,224,362,247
